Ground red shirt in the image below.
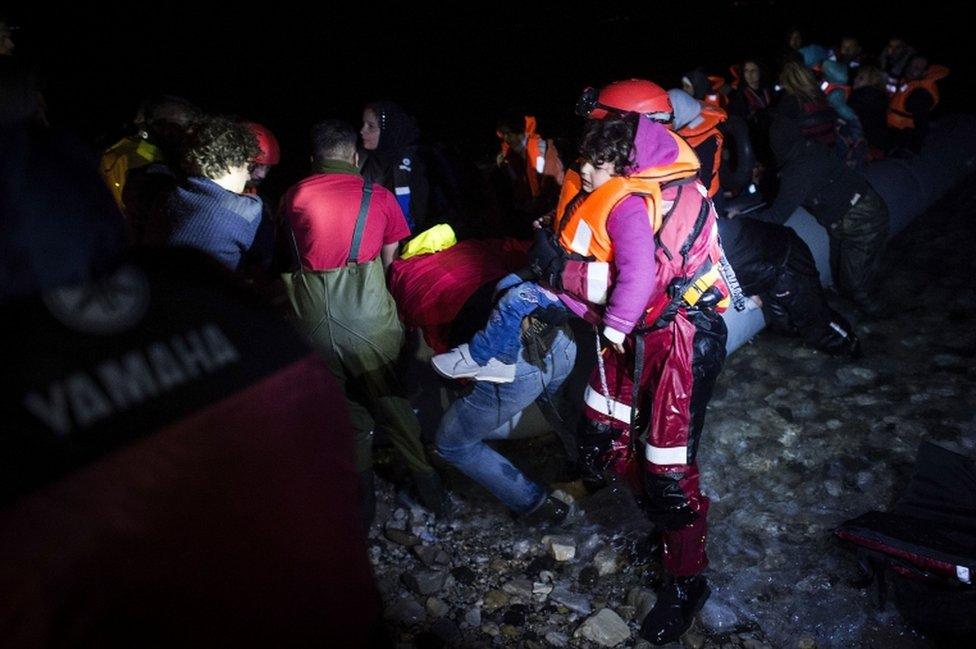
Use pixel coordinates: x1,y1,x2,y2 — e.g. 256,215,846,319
281,172,410,270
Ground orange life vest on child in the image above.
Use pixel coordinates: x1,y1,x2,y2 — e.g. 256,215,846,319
887,65,949,130
552,131,729,320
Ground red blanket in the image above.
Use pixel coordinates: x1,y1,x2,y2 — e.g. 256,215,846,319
389,239,529,352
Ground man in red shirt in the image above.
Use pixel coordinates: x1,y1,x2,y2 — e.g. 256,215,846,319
279,120,447,521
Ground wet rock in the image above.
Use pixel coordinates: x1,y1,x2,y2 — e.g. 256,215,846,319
593,547,620,576
386,596,426,625
532,581,554,598
549,586,593,615
578,565,599,587
683,628,706,649
429,618,461,645
512,539,533,559
836,366,877,386
450,565,476,585
388,507,409,529
483,589,510,611
481,622,500,637
426,597,450,618
824,479,843,497
545,630,569,647
502,578,535,600
796,636,818,649
401,570,452,596
626,587,657,621
463,606,482,627
489,557,509,573
542,535,577,562
500,623,520,638
573,608,631,646
700,598,738,632
385,528,421,547
413,544,450,567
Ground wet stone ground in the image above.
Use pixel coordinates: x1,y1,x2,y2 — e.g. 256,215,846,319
369,179,976,648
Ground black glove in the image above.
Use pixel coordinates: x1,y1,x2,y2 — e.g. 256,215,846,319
527,228,565,290
642,472,699,530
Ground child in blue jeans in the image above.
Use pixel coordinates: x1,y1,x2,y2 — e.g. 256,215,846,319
431,273,565,383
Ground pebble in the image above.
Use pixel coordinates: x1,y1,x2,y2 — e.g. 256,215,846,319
385,597,425,625
401,570,452,596
549,586,593,616
384,528,420,547
593,547,620,576
573,608,631,646
700,598,739,632
482,589,510,612
426,597,450,618
502,578,535,600
542,535,577,562
545,630,569,647
463,606,481,627
626,587,656,621
512,539,534,559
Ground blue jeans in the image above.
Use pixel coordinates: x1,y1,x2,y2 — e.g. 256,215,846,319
468,275,564,365
436,328,576,513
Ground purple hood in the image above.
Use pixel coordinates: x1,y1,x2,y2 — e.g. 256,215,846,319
629,116,679,173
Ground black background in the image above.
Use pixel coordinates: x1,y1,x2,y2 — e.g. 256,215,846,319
8,1,973,192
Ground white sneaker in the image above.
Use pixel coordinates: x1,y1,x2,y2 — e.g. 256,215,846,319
431,344,517,384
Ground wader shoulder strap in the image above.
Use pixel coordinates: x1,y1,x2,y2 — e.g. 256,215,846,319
347,181,374,265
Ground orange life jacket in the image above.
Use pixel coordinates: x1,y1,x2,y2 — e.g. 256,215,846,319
821,81,851,102
887,65,949,130
499,116,564,198
677,104,727,198
729,65,741,91
552,132,729,319
704,75,729,109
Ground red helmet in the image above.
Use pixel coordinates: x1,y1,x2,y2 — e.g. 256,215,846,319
243,122,280,165
576,79,673,123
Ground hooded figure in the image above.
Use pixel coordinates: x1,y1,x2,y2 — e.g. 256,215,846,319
359,100,429,232
669,88,704,131
681,68,711,101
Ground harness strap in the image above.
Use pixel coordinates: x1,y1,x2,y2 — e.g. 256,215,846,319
346,181,374,265
678,194,712,262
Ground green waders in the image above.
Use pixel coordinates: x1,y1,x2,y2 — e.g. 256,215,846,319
283,183,432,479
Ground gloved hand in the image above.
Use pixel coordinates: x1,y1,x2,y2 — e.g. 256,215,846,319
527,228,565,290
642,472,698,530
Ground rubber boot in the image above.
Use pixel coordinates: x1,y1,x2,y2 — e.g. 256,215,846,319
639,574,710,645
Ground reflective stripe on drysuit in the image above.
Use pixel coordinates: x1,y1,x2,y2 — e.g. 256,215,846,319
578,178,730,576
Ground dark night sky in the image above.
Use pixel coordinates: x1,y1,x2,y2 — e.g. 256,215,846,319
8,1,974,187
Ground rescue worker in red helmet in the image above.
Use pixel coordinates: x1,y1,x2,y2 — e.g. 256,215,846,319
566,78,730,645
242,121,280,192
